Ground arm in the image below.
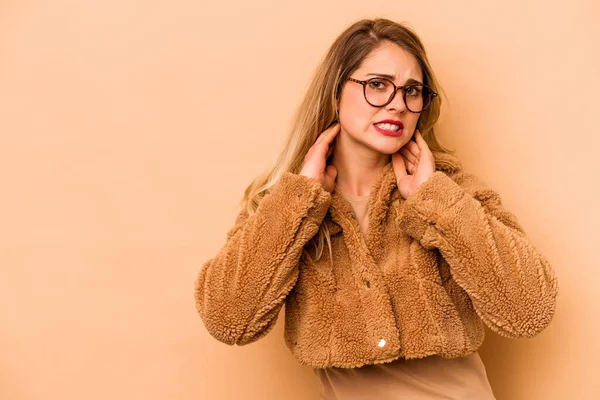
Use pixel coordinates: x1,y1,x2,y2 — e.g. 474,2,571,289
397,171,559,339
195,172,331,345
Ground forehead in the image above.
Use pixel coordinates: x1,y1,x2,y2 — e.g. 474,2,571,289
354,41,422,82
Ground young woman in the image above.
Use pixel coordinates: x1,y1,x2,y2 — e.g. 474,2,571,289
194,18,558,399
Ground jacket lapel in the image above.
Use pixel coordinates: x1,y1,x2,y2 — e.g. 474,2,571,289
322,151,462,255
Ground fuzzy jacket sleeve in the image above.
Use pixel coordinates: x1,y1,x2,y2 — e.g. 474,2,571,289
195,172,331,345
397,171,559,339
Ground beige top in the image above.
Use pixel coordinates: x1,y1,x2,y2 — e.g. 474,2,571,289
314,189,496,400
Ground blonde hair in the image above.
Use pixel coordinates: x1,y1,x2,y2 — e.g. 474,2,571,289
241,18,452,262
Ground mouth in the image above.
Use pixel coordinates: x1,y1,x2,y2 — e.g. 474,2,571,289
373,120,404,136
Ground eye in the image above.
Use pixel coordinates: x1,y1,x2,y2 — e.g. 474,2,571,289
367,79,389,91
405,85,423,97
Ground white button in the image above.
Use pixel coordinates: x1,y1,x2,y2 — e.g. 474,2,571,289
378,338,386,348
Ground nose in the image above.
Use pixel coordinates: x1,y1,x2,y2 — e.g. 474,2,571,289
385,89,407,113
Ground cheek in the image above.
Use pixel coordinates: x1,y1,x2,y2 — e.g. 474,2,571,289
406,114,421,130
339,91,375,130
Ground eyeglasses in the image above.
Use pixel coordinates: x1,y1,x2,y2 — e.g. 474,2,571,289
347,77,438,113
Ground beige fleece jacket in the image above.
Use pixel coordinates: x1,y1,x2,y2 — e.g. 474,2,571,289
194,152,558,368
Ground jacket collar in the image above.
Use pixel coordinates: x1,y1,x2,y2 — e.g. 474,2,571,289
323,151,461,236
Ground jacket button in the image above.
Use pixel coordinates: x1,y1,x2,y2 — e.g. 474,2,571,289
378,338,386,348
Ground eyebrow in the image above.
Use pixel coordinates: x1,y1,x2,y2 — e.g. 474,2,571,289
365,73,423,85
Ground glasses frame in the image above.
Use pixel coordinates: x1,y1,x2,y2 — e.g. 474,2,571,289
347,77,438,113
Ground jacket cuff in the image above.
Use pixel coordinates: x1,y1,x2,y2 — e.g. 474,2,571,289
396,171,467,243
264,172,332,223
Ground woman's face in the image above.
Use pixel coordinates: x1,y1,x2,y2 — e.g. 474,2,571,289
337,41,423,155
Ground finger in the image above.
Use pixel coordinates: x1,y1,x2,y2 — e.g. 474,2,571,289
325,165,337,180
317,122,340,140
391,152,408,178
320,123,340,144
405,139,421,158
315,124,340,158
326,141,335,158
401,152,417,172
409,162,417,174
414,130,429,152
405,158,417,174
399,147,417,165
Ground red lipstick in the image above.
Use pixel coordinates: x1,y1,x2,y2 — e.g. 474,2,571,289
373,120,404,137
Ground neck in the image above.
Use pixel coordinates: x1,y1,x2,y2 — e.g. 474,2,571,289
329,131,390,196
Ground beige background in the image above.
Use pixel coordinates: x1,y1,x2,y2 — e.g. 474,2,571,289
1,0,598,399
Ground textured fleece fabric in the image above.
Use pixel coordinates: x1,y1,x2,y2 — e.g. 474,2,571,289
195,152,559,369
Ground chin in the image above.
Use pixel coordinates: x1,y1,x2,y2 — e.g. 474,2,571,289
368,137,410,154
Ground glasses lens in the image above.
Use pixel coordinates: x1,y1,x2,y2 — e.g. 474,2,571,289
405,85,432,113
365,79,434,112
364,79,396,107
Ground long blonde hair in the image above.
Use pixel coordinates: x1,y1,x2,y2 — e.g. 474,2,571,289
241,18,452,262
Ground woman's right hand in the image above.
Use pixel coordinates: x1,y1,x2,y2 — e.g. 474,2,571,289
299,122,340,193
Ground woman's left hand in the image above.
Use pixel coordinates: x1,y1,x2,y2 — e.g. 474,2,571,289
392,130,436,200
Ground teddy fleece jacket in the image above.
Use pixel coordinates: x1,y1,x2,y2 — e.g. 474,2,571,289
195,152,558,368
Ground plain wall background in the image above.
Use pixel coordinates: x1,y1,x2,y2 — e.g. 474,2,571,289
1,1,598,399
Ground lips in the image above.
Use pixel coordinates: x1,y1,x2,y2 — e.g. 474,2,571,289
374,119,404,129
373,119,404,137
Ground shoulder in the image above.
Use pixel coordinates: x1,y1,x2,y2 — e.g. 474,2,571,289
432,151,462,174
432,151,496,199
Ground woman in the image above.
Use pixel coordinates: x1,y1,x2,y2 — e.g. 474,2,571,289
194,18,558,399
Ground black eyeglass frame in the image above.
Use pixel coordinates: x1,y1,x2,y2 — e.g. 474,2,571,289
347,77,438,113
